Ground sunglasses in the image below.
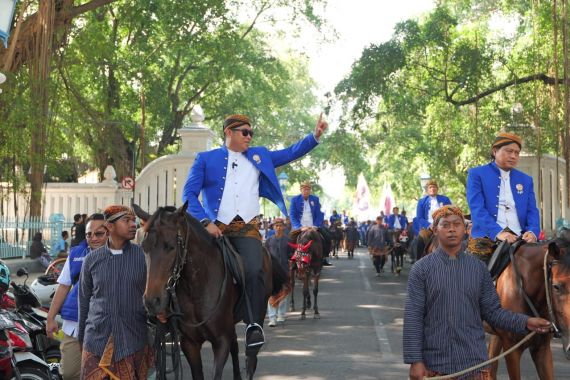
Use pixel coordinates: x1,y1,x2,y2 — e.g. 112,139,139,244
86,231,106,238
231,128,254,137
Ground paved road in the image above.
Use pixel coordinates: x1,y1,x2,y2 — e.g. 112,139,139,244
190,248,569,379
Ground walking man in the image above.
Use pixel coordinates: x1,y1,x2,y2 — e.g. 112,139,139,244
182,113,327,350
403,205,551,380
367,216,390,276
78,205,153,379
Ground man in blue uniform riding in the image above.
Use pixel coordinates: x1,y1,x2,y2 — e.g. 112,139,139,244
466,132,539,276
183,113,328,351
414,180,452,258
289,181,333,265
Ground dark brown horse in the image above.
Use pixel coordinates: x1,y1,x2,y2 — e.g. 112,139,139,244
133,203,285,380
288,227,323,319
487,229,570,379
329,223,343,259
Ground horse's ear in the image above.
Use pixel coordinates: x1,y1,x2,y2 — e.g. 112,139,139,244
132,204,150,222
548,241,561,260
176,201,189,216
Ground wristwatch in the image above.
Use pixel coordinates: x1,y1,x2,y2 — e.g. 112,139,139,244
200,218,212,228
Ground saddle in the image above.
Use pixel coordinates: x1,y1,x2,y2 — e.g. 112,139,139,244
467,237,525,281
216,237,247,317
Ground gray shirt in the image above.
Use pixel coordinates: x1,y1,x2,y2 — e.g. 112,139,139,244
78,241,148,361
403,248,528,374
366,224,389,249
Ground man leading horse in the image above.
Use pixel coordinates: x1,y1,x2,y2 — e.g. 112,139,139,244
182,113,327,352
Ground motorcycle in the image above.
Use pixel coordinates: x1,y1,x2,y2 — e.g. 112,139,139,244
11,268,62,379
0,309,53,380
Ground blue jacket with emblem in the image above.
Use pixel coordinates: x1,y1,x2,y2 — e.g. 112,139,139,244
183,133,319,221
289,194,324,230
466,161,540,239
386,214,408,229
60,240,90,322
415,194,452,230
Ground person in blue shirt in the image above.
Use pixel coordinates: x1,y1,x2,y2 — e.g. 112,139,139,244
386,207,408,230
46,214,108,380
289,181,332,265
466,132,539,276
414,180,452,258
51,230,69,257
329,210,341,226
183,113,328,350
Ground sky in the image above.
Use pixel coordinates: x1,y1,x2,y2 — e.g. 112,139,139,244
299,0,436,209
304,0,436,95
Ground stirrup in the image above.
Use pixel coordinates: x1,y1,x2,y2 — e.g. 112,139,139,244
245,323,265,349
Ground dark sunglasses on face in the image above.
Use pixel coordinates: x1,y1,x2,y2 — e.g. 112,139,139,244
231,128,254,137
86,231,106,238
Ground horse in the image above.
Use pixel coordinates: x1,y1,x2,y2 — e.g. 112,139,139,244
329,223,343,259
387,229,406,274
133,203,286,380
486,228,570,379
288,227,323,319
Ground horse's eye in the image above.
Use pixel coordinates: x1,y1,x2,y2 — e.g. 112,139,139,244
552,283,562,293
163,242,174,251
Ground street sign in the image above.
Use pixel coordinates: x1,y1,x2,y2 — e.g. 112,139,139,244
121,176,135,190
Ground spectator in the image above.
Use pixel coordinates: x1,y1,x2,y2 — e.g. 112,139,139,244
30,232,51,268
265,218,290,326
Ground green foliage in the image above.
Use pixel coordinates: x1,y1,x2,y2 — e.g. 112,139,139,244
334,1,565,213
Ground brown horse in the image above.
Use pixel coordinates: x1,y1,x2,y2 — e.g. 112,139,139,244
133,203,285,380
288,227,323,319
486,229,570,379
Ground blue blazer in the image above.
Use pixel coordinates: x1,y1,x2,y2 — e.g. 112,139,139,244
386,214,408,229
183,134,319,221
466,161,540,239
289,194,324,230
415,194,452,230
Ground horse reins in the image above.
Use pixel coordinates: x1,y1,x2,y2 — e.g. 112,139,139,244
543,250,562,338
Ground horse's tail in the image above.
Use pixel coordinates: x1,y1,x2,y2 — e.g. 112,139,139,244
271,254,288,296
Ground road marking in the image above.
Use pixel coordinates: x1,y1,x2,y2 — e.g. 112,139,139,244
358,251,394,360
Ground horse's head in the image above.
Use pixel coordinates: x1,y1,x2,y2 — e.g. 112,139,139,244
288,228,323,277
133,202,190,316
548,240,570,359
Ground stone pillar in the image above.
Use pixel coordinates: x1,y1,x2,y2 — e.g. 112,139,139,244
178,105,216,155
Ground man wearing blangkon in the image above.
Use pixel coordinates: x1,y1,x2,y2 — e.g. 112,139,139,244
182,113,327,351
403,205,551,380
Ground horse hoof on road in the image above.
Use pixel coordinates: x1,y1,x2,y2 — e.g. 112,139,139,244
300,314,306,320
314,313,320,319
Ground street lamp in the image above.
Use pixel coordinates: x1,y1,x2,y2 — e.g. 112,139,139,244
419,173,431,194
0,0,18,48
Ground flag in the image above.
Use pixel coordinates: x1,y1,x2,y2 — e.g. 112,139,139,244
380,183,395,216
353,174,371,220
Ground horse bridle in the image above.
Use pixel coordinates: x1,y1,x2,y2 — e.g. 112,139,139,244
543,250,562,338
164,216,228,328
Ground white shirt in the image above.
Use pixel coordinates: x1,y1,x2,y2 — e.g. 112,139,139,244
427,197,441,223
394,215,401,229
301,199,314,227
497,168,522,236
57,259,78,337
217,149,260,224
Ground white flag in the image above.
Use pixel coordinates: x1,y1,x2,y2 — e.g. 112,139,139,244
353,174,371,220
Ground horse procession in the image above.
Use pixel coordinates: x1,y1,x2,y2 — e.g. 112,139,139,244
1,114,568,380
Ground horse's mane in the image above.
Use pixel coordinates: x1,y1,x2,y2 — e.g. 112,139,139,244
289,227,320,242
148,206,213,245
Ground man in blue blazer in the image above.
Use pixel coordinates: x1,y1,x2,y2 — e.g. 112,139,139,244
467,132,539,244
289,181,333,265
183,113,327,351
386,206,408,230
415,180,452,230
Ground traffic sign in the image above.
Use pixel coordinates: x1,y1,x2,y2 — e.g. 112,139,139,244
121,176,135,190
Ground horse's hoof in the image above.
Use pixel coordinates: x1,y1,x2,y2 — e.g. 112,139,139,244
300,314,306,320
314,313,320,319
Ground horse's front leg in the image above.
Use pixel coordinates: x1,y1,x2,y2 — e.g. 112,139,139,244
487,334,502,379
502,339,524,380
229,330,242,380
301,277,309,320
530,336,554,380
313,274,320,319
211,335,234,380
181,339,205,380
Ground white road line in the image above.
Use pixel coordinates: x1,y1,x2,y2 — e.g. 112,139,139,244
358,251,394,360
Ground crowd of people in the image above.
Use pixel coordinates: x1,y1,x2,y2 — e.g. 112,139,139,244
27,111,554,380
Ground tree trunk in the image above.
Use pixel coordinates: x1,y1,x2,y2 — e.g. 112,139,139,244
563,0,570,203
29,0,55,218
